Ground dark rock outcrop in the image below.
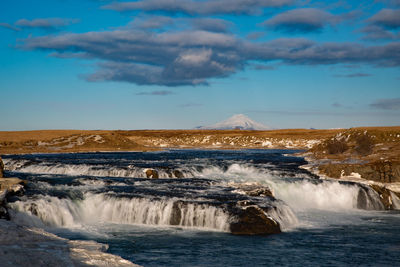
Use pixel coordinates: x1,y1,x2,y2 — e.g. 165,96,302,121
0,178,26,195
369,184,400,210
356,185,385,210
0,190,9,220
318,160,400,183
169,201,182,225
162,198,283,235
230,206,281,235
229,182,275,198
0,156,4,178
0,178,27,220
145,169,159,179
355,184,400,210
173,170,184,178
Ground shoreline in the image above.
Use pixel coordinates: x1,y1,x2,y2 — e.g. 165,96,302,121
0,219,140,267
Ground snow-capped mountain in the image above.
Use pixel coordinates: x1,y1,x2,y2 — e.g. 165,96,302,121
198,114,270,130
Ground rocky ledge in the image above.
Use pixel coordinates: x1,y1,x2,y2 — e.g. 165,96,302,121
318,161,400,184
310,127,400,182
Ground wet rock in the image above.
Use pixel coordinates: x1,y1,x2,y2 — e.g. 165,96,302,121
167,199,283,235
355,183,400,210
170,202,182,225
145,169,159,179
356,187,369,210
230,206,281,235
231,183,274,198
0,188,9,220
246,187,274,198
0,205,9,220
173,170,184,178
0,178,27,196
0,178,27,220
356,186,384,210
28,203,39,217
237,200,257,207
369,184,396,210
0,156,4,178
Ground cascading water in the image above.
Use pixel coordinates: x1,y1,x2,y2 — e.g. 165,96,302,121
11,193,231,231
4,150,389,230
3,150,400,266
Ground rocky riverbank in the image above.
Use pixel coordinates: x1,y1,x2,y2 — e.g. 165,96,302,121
300,127,400,208
309,128,400,182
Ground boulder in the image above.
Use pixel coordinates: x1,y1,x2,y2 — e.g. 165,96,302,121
145,169,159,179
230,206,281,235
168,200,282,235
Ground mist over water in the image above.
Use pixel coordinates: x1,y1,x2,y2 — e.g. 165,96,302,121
3,150,400,266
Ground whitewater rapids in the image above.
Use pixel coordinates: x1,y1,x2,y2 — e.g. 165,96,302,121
3,150,397,235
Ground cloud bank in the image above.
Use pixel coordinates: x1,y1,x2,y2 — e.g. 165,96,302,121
103,0,293,15
20,26,400,86
362,9,400,40
263,8,338,33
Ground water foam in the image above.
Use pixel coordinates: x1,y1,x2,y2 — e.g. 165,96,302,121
4,158,182,178
271,181,361,211
191,163,385,212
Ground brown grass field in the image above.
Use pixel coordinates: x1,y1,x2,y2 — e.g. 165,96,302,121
0,127,399,158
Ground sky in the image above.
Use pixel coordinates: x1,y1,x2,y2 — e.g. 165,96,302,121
0,0,399,130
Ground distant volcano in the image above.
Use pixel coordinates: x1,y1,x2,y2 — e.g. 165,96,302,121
198,114,270,130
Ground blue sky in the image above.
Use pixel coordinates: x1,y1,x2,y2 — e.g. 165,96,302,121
0,0,399,130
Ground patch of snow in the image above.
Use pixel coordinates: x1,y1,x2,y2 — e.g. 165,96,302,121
199,114,270,130
350,172,362,179
305,139,320,148
262,141,272,147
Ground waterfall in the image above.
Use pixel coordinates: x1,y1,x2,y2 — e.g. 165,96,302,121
10,193,231,232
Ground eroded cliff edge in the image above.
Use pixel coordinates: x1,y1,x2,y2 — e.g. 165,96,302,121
308,128,400,183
